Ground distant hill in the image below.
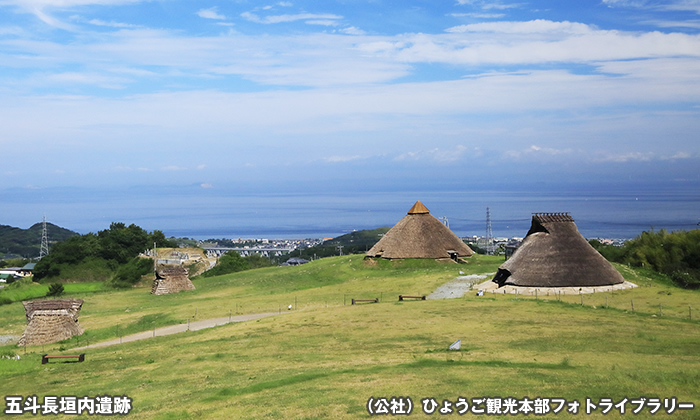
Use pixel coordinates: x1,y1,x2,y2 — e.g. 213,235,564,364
296,227,390,259
0,223,78,259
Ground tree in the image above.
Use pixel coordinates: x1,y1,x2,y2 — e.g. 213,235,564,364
108,257,154,288
46,283,64,297
202,251,250,277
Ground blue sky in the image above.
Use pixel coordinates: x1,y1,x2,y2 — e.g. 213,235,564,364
1,0,699,232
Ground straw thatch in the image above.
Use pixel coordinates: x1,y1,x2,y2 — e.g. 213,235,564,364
366,201,473,261
492,213,625,287
151,265,195,295
17,299,84,347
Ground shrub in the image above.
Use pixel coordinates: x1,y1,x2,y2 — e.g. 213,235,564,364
108,257,154,288
46,283,64,297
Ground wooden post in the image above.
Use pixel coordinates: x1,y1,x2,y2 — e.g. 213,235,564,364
631,300,634,312
690,306,692,320
580,292,583,305
535,289,538,300
229,310,232,322
659,304,662,317
606,296,608,309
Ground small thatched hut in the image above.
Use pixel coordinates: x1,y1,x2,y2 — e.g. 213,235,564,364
492,213,625,287
151,265,195,295
366,201,473,261
18,299,84,347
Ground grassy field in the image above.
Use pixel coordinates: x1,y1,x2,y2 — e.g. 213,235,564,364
1,255,699,419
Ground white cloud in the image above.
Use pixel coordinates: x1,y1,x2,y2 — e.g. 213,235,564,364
305,20,339,26
241,11,342,24
394,145,469,162
88,18,137,28
505,145,573,159
661,151,693,160
594,152,655,162
200,183,214,188
446,19,593,34
339,26,366,35
481,2,521,10
603,0,700,14
1,0,145,29
197,7,226,20
324,155,361,162
45,72,130,89
161,165,187,171
450,12,505,18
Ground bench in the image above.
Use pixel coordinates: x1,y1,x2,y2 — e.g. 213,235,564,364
398,295,426,301
42,354,85,364
351,298,378,305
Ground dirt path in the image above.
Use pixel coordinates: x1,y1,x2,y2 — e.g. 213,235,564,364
74,312,281,350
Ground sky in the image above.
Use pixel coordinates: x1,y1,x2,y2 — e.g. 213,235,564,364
1,0,699,234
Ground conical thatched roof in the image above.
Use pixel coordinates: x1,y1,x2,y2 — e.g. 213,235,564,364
366,201,473,260
151,265,195,295
492,213,625,287
18,299,84,347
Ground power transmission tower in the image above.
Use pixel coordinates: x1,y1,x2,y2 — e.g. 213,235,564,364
439,216,449,228
39,215,50,259
485,207,494,255
337,245,344,256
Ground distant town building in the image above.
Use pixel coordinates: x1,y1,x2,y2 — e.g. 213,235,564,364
280,257,309,266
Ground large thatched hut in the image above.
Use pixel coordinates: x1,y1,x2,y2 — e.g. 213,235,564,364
151,265,195,295
492,213,625,288
18,299,84,347
366,201,473,261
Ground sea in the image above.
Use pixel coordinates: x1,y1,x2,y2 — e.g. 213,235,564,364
3,182,699,241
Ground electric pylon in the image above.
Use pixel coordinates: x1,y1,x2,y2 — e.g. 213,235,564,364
485,207,494,255
39,215,49,259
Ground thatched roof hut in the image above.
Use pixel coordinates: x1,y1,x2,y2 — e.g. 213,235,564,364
18,299,84,347
492,213,625,287
151,265,195,295
366,201,473,261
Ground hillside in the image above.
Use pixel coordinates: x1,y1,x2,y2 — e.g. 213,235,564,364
0,256,698,419
298,227,391,259
0,222,78,259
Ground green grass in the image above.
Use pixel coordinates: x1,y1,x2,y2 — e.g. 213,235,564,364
0,279,106,305
1,255,698,419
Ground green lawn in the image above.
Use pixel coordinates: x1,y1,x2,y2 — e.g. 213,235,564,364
1,255,698,419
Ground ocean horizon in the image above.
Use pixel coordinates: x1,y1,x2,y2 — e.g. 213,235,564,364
3,180,698,242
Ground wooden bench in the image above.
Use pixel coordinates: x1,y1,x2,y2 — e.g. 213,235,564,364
351,298,378,305
398,295,426,301
42,354,85,364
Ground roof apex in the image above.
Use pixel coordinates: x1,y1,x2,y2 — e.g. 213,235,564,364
408,201,430,214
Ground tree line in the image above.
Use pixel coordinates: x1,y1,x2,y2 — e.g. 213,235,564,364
34,222,177,287
590,229,700,289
